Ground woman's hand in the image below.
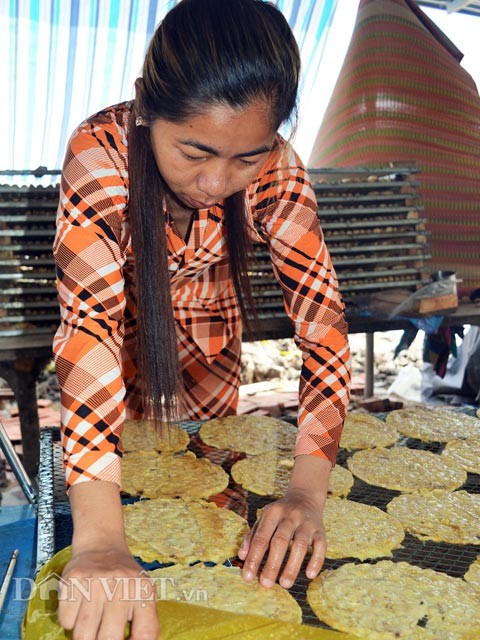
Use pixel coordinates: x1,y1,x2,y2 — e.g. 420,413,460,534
63,480,159,640
57,546,159,640
238,454,331,589
238,489,326,589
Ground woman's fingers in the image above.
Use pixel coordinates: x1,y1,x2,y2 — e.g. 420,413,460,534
95,598,130,640
129,575,159,640
241,511,280,582
130,599,160,640
280,526,326,587
59,581,159,640
57,552,160,640
277,526,312,588
258,518,294,587
57,580,81,630
240,499,327,589
305,532,327,580
237,517,259,561
69,594,104,640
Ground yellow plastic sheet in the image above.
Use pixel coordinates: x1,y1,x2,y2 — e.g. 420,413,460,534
22,547,360,639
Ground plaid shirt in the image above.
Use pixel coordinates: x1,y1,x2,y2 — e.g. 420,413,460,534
53,103,351,489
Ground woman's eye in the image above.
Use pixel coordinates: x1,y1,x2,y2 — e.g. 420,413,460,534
181,151,206,161
239,158,259,167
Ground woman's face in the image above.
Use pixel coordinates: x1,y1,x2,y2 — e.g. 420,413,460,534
149,100,277,210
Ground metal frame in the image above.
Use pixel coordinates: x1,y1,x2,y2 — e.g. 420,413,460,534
417,0,480,16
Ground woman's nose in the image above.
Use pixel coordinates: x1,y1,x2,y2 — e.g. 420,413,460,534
197,167,228,199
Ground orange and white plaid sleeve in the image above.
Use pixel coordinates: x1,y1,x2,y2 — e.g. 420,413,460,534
250,143,351,466
53,112,129,489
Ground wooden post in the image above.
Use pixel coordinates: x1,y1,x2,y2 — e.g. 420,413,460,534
0,355,51,478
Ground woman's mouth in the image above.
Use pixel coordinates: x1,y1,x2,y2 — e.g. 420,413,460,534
186,196,216,209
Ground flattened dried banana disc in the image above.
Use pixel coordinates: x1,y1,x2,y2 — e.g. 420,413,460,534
465,556,480,589
149,563,302,623
199,414,297,455
124,497,248,564
323,498,404,560
347,447,466,493
328,465,354,498
385,407,480,443
122,419,189,453
231,452,291,497
307,561,480,639
387,490,480,545
340,413,399,451
231,455,354,498
121,450,229,499
441,435,480,474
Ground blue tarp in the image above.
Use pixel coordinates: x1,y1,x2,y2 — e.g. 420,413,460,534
0,505,37,640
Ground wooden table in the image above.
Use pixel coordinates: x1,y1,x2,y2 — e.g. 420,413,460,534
353,304,480,397
1,303,479,477
251,303,480,397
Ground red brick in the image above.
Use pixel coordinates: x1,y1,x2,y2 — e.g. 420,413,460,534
357,397,403,413
37,399,52,408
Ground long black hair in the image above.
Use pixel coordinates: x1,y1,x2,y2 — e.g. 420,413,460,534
128,0,300,423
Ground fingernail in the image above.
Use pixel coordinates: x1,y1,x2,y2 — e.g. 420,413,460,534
244,570,254,581
280,578,292,589
306,568,317,579
261,577,274,588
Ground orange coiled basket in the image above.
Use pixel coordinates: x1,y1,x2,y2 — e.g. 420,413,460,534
309,0,480,296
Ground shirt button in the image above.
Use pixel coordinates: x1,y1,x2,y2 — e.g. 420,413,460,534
169,263,178,271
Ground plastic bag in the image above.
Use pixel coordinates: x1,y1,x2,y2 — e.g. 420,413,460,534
422,326,480,400
22,547,357,640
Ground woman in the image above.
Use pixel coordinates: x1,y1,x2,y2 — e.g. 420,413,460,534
53,0,351,637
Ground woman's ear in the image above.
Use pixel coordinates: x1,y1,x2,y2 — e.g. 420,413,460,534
134,77,144,99
133,78,148,126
